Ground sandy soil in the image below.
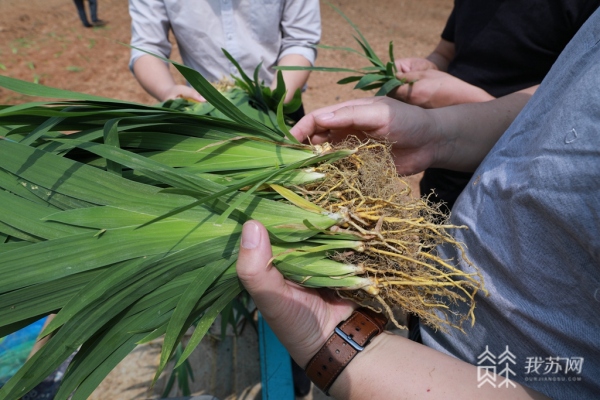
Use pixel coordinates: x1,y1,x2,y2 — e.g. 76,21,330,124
0,0,451,398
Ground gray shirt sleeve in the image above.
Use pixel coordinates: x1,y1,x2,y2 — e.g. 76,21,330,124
129,0,172,72
279,0,321,65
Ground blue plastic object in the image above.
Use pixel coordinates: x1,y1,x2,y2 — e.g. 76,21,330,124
257,313,294,400
0,317,47,387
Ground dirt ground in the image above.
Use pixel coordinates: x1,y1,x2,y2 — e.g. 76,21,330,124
0,0,451,398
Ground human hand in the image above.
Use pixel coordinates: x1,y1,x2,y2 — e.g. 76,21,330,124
390,69,494,108
289,97,439,176
236,221,356,368
160,84,206,103
394,57,439,73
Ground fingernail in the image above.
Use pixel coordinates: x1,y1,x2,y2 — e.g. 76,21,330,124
316,112,334,121
241,221,260,249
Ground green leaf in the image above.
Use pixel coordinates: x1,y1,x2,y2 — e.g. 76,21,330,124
130,46,284,141
222,48,255,91
388,41,397,73
0,269,105,330
103,118,122,176
19,114,66,146
282,88,303,116
354,74,386,90
385,61,395,78
172,63,282,141
358,82,385,91
0,74,135,103
276,93,300,144
0,189,90,240
337,75,363,85
176,280,243,366
375,77,406,96
275,65,362,74
271,69,287,103
156,257,234,380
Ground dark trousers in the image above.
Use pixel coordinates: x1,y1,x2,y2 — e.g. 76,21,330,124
73,0,98,26
286,103,305,124
419,168,473,216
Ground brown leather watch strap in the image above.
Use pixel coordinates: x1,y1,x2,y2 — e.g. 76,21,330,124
305,307,388,395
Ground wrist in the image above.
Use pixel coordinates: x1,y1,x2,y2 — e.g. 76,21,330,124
426,53,447,71
156,84,178,102
328,332,391,398
461,86,495,104
303,307,388,395
426,107,457,169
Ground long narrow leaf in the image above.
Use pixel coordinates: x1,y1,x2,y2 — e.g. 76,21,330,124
176,280,243,366
156,257,234,379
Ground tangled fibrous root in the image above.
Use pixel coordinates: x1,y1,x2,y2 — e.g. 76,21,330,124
212,76,237,92
304,138,485,332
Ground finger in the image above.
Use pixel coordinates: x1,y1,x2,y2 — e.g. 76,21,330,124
290,98,382,142
310,100,392,135
186,89,205,103
236,221,290,314
395,59,412,73
389,79,414,102
290,113,321,143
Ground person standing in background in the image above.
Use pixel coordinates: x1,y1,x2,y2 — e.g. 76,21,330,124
128,0,321,122
73,0,106,28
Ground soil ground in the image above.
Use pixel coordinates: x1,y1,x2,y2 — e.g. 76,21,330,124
0,0,451,398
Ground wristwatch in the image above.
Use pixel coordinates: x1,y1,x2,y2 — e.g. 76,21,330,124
304,307,388,394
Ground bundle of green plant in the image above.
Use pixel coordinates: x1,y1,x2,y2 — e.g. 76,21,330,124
0,60,482,398
162,49,303,128
276,3,407,96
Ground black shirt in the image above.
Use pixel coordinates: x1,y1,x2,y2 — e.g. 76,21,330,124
421,0,599,212
442,0,599,97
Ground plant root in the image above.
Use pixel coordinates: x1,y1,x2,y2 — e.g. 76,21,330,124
303,138,485,332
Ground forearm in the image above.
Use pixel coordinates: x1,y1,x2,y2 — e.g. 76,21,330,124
427,86,536,171
132,55,177,101
329,333,548,400
426,38,455,71
275,54,311,103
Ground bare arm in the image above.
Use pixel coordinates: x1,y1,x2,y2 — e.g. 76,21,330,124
132,55,204,102
429,86,536,171
271,54,312,103
290,86,537,174
332,333,548,400
236,221,550,400
426,38,455,71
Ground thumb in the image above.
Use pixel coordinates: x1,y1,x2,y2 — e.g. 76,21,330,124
236,221,289,312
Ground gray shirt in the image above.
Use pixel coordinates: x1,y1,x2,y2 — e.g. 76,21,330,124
129,0,321,85
422,7,600,398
